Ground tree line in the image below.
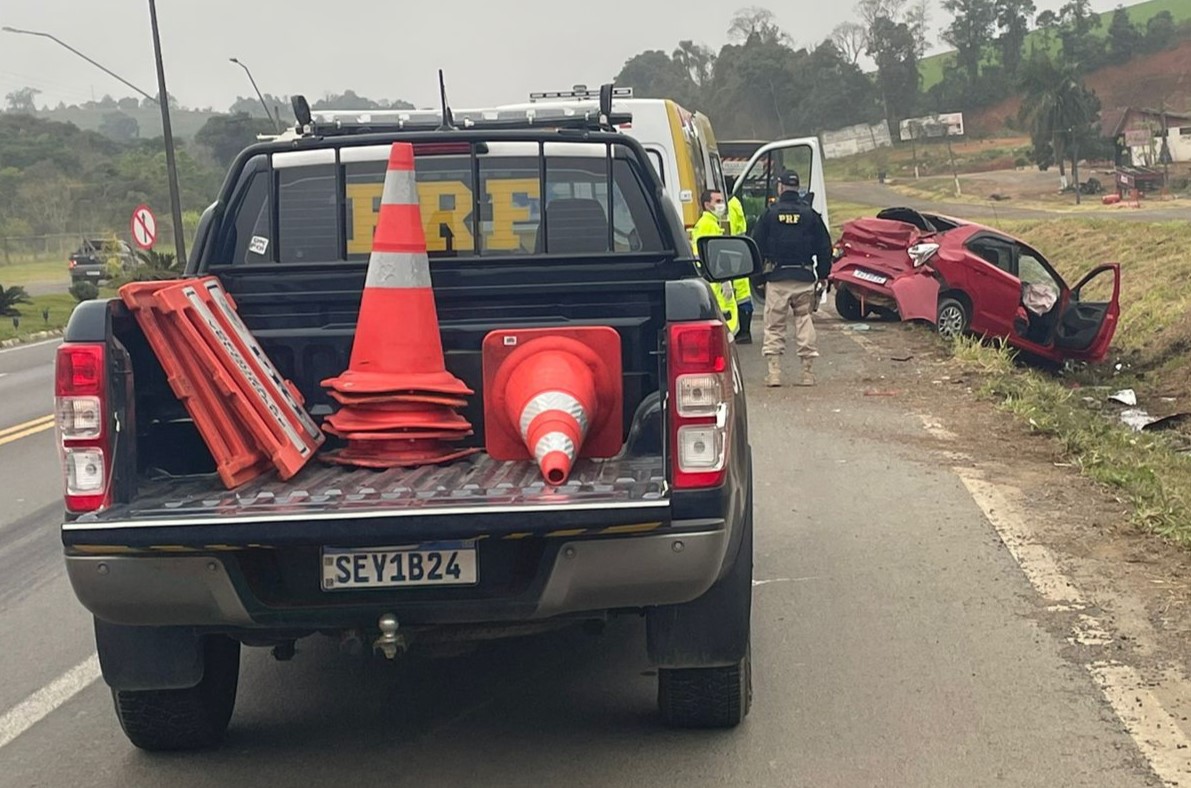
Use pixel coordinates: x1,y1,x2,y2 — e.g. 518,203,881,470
613,1,1190,146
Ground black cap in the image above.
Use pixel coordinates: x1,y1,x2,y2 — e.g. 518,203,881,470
778,170,800,188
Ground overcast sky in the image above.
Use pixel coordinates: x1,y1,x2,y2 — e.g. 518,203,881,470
0,0,1129,112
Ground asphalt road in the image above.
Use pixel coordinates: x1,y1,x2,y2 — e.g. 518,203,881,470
832,180,1189,222
0,322,1164,786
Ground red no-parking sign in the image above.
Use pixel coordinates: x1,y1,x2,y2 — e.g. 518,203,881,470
130,204,157,250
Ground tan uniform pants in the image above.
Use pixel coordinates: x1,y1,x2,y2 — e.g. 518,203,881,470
762,279,819,358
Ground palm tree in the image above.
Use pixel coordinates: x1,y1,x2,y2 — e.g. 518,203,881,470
1019,51,1100,204
0,284,32,318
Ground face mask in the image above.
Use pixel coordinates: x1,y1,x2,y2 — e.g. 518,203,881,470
711,203,727,219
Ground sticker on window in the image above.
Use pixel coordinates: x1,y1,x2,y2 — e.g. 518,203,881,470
249,236,269,255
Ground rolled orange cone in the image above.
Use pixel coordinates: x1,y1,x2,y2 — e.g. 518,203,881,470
510,348,598,485
484,330,622,486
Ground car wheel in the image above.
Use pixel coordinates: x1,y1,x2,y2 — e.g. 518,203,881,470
936,297,970,341
834,287,865,322
112,635,240,751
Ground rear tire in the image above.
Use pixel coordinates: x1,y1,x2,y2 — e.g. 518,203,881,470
112,635,240,751
658,648,752,729
834,287,865,322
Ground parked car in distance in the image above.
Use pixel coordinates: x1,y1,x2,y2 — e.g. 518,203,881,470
829,206,1121,365
69,238,137,284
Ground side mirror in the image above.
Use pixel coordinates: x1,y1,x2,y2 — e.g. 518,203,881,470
696,236,761,283
599,82,614,121
291,95,312,129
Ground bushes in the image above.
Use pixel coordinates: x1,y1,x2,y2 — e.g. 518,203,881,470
69,281,100,302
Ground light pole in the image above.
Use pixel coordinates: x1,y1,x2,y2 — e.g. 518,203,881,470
2,17,186,263
229,57,281,132
0,26,157,103
146,0,186,264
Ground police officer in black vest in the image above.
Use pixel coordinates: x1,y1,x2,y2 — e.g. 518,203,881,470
751,170,833,387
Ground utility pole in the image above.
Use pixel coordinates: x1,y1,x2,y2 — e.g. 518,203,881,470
1160,99,1171,191
147,0,186,264
1070,128,1082,205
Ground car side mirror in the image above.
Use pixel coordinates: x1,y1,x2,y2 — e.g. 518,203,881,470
696,236,761,283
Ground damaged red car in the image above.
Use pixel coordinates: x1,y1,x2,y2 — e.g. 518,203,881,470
828,207,1121,364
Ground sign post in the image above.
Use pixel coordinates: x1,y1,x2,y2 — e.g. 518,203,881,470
130,204,158,250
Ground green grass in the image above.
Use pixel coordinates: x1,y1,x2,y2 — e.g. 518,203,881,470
0,293,78,342
949,336,1191,542
823,139,1030,184
0,257,70,289
919,0,1191,89
827,200,876,234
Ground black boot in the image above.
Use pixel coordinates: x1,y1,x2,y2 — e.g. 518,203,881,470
737,304,754,344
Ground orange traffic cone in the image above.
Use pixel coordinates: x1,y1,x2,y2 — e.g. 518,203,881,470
483,327,623,486
321,142,477,469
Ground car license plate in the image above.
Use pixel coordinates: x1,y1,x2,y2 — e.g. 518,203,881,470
853,270,888,285
321,541,477,591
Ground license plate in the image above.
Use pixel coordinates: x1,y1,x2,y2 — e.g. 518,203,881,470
853,270,888,285
321,541,478,591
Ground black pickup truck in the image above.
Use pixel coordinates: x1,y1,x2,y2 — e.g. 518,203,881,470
54,107,758,750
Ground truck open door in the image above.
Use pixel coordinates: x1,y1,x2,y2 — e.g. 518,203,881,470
727,138,829,235
727,138,828,302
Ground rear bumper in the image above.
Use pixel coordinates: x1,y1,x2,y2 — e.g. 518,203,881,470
65,527,728,628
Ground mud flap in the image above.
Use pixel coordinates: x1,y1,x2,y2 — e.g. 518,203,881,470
94,619,205,691
890,275,941,323
646,472,753,669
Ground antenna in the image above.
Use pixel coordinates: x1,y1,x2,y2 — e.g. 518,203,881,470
437,69,455,131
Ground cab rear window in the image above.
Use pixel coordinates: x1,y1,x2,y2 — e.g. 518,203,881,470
211,141,665,267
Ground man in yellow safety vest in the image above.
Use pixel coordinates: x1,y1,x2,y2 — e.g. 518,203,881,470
690,189,739,334
726,181,753,344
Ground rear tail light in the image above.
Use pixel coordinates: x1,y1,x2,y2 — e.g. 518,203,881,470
55,344,110,513
668,321,731,489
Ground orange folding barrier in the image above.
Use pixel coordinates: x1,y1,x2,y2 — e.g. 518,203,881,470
120,277,324,487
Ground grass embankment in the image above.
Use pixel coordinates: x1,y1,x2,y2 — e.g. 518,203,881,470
0,293,78,343
918,0,1191,89
942,218,1191,542
823,137,1031,183
0,257,69,289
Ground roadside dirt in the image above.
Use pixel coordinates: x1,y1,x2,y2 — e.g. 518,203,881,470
805,310,1191,724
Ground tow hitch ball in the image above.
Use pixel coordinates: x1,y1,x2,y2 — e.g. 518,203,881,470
373,613,407,660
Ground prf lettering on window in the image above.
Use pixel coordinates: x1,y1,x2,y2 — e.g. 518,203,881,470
777,213,801,225
346,179,541,254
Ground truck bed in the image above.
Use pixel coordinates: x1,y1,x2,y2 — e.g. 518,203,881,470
80,454,667,527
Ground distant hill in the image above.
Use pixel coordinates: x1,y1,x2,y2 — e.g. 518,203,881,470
970,35,1191,132
29,106,220,141
919,0,1191,90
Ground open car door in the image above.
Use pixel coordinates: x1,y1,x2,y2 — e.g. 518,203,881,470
1053,263,1121,362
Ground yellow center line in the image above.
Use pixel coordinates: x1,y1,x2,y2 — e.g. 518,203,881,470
0,415,55,446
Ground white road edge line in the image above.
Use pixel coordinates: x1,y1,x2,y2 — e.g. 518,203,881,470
0,337,63,355
922,414,1191,786
1089,661,1191,783
0,654,101,750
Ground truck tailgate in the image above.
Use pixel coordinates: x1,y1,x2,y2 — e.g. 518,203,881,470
65,454,669,548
